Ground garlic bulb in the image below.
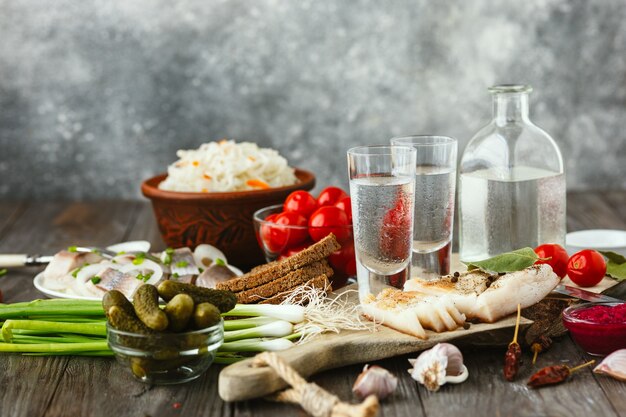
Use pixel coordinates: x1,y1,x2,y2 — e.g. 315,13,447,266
408,343,469,391
352,365,398,400
594,349,626,381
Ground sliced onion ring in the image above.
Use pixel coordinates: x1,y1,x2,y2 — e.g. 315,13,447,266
120,259,163,286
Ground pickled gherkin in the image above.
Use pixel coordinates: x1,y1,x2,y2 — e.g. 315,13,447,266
133,284,169,331
157,280,236,313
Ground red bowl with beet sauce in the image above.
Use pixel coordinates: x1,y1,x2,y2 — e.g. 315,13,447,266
562,302,626,356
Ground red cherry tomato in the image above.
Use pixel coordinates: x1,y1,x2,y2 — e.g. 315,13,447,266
317,186,348,207
277,240,313,261
259,214,283,253
260,211,308,253
308,206,350,242
274,211,309,248
380,194,412,261
534,244,569,278
566,249,607,287
284,191,318,218
334,196,352,224
329,240,356,275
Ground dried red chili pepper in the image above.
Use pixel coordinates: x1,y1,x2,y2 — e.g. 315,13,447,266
530,335,553,365
503,304,522,381
527,360,595,388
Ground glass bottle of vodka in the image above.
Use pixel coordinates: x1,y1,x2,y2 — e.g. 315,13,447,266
459,85,566,262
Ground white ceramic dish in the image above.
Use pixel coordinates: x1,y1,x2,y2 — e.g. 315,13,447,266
33,264,244,301
566,229,626,256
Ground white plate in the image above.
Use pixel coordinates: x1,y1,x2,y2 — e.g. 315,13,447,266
33,264,245,301
566,229,626,256
33,272,101,301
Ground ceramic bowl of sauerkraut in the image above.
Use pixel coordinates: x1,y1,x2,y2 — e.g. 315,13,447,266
141,140,315,270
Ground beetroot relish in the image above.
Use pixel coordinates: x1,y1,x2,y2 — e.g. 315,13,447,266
563,302,626,355
571,303,626,324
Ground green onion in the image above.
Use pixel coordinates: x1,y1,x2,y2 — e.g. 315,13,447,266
215,258,226,266
68,246,78,252
0,299,105,319
223,304,305,323
223,321,293,342
165,247,174,254
223,316,279,331
176,261,189,268
91,277,101,284
2,320,107,342
219,338,294,353
171,273,179,279
0,341,109,354
132,258,144,265
0,269,7,277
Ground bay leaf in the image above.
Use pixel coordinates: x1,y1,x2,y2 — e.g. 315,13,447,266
463,247,540,273
600,251,626,281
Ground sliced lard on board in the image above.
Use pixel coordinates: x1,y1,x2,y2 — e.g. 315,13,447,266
403,264,560,322
95,268,142,299
472,264,560,322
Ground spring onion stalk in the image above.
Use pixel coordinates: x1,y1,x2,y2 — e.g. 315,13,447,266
9,334,103,344
223,321,293,343
0,299,104,319
0,341,109,353
223,316,280,331
222,304,305,323
2,320,107,342
214,353,247,365
283,332,303,341
25,350,114,357
219,337,294,352
26,315,107,323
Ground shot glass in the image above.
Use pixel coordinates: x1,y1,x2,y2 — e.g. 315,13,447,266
390,136,457,279
347,145,416,299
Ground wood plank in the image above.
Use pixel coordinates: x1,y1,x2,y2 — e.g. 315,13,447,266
122,201,166,251
0,201,141,417
0,356,69,417
0,201,27,237
567,191,626,231
0,201,139,303
417,338,617,417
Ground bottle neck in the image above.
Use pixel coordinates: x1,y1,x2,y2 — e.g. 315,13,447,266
492,93,530,125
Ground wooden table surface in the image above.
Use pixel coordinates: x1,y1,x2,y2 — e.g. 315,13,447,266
0,191,625,417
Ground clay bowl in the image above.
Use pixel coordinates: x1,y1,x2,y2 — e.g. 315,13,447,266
141,169,315,270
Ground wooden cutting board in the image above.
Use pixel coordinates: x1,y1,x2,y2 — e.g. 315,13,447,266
218,286,531,402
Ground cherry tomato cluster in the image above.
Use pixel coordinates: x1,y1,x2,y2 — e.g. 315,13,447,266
534,244,607,287
259,186,355,287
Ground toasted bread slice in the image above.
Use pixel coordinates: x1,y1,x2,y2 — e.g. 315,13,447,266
259,273,331,305
216,234,341,293
235,261,333,303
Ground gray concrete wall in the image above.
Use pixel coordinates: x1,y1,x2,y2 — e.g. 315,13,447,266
0,0,625,200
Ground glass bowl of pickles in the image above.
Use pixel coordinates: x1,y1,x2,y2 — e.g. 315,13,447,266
105,281,235,384
107,320,224,384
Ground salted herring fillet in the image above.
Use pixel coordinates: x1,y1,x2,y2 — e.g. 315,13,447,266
403,264,560,322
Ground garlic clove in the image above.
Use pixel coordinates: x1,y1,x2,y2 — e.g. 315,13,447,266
408,343,468,391
594,349,626,381
352,364,398,400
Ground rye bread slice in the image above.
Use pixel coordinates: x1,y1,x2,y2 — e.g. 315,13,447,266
259,274,331,305
216,234,341,293
235,260,333,304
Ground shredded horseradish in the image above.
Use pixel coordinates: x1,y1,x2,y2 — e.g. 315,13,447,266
280,284,378,344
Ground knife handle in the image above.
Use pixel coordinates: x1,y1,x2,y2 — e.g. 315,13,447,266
0,254,28,268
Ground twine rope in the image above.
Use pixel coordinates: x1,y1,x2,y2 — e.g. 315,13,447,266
254,352,379,417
